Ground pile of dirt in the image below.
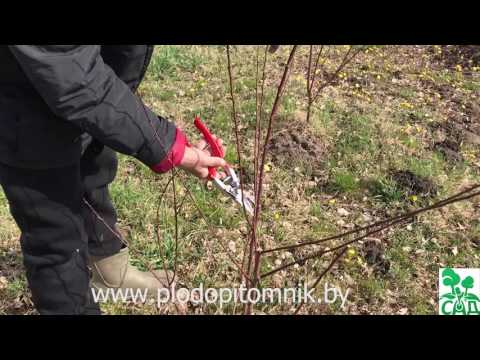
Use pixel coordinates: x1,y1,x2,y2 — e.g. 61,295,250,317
430,45,480,71
429,105,480,163
267,123,328,172
391,170,438,197
362,240,390,276
419,79,455,101
460,102,480,139
434,138,463,163
418,75,480,163
471,236,480,249
430,118,464,163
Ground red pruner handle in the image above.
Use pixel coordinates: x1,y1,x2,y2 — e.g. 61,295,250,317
193,116,224,179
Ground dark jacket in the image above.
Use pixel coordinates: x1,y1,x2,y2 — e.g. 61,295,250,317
0,45,176,169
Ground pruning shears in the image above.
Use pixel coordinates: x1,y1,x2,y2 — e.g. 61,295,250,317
192,116,255,217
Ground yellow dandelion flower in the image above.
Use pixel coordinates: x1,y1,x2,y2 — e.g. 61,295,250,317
410,195,418,202
274,213,280,221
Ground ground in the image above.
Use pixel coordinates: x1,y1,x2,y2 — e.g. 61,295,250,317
1,45,479,315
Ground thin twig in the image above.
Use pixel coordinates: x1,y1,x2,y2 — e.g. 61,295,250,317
294,247,347,314
312,46,362,103
155,176,175,286
309,45,324,93
305,46,363,122
180,178,254,283
226,45,252,229
171,168,179,286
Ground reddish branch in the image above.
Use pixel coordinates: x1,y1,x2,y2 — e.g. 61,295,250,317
262,183,480,254
226,46,252,229
260,185,480,278
253,46,269,213
242,46,298,314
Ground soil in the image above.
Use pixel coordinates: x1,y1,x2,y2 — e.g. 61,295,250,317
429,104,480,163
463,102,480,137
362,240,390,276
471,236,480,249
433,137,464,163
391,170,438,197
430,45,480,71
267,122,328,173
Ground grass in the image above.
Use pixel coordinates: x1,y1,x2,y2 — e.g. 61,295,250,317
366,176,404,205
147,46,203,80
327,170,361,193
1,45,479,315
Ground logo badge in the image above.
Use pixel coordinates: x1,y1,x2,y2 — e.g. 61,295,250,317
439,268,480,315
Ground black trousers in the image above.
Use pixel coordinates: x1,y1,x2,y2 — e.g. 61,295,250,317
0,137,123,314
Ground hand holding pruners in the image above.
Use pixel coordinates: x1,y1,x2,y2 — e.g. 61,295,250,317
189,117,255,217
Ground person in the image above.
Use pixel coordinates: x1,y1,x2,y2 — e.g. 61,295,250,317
0,45,226,315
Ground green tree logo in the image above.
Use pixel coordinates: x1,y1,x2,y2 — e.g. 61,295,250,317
439,268,480,315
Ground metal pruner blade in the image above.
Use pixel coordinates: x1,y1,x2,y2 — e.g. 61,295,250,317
213,167,255,217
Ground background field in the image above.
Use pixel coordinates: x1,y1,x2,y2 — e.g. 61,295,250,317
1,45,479,314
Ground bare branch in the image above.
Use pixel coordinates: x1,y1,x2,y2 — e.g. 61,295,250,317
262,184,480,254
226,45,253,229
294,247,347,314
260,187,480,278
309,45,324,94
312,46,362,103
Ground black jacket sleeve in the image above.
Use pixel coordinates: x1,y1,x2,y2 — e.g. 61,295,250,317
8,45,176,167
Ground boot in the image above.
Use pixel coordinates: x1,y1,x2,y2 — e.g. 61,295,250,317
89,247,175,299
